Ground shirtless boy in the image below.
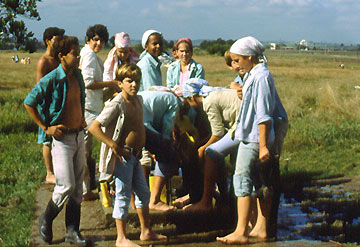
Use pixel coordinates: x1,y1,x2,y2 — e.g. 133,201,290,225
88,63,166,247
36,27,65,184
25,36,87,246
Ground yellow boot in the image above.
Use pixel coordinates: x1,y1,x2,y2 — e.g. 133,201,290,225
100,182,112,208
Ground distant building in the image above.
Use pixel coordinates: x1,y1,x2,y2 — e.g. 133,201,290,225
299,39,309,51
270,43,277,50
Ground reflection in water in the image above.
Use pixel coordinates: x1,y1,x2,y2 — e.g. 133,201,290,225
276,184,360,244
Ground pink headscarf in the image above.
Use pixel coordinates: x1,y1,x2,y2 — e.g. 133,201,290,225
174,38,193,51
103,32,139,81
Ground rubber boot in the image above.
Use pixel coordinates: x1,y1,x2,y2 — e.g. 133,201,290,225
39,199,62,244
65,197,86,246
100,181,112,208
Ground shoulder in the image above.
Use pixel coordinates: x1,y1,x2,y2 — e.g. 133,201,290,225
168,60,180,69
190,59,203,69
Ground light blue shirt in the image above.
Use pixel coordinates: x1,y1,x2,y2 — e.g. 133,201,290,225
137,51,162,91
166,59,205,88
234,63,277,144
138,91,179,140
234,75,243,84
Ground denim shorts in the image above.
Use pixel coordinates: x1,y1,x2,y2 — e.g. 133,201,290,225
112,155,150,220
233,141,260,197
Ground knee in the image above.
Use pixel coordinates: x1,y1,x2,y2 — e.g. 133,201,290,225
233,173,253,197
134,189,150,208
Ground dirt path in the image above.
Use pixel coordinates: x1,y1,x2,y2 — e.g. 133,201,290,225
29,181,351,247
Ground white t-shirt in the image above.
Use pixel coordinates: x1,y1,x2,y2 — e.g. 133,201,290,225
79,44,104,113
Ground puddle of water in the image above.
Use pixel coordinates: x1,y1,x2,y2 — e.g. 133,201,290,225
277,184,360,244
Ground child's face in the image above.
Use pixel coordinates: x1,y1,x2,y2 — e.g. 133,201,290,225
88,34,105,53
230,53,253,73
119,76,140,97
231,60,246,77
46,35,61,50
145,33,163,58
115,47,130,63
61,45,80,70
177,42,192,65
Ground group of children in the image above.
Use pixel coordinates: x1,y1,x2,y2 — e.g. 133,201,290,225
24,24,287,246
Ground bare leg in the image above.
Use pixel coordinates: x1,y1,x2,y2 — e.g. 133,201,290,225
149,176,176,211
184,155,216,211
43,144,55,184
115,219,140,247
136,207,167,241
249,197,271,239
216,196,250,245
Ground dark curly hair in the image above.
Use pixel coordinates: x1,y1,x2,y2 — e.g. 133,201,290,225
43,27,65,46
85,24,109,44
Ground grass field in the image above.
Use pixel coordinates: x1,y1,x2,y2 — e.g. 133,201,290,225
0,48,360,246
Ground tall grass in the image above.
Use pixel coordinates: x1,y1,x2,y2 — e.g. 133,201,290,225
0,49,360,245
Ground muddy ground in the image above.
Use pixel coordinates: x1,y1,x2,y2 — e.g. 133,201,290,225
30,173,360,247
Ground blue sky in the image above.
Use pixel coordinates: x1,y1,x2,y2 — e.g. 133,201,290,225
23,0,360,44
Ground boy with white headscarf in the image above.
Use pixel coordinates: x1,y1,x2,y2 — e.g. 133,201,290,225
217,36,287,245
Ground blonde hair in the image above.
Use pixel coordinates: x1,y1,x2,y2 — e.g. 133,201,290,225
115,63,141,82
224,49,232,67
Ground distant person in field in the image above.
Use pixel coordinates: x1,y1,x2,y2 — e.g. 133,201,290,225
103,32,139,81
166,38,205,90
24,36,87,246
137,30,164,91
79,24,120,201
88,64,167,247
216,36,287,245
35,26,65,185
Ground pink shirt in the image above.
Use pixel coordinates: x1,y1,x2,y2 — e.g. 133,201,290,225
179,66,190,88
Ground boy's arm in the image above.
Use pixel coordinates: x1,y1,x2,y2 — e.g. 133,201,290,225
24,104,66,140
85,79,120,91
258,122,270,163
88,120,130,161
81,52,120,91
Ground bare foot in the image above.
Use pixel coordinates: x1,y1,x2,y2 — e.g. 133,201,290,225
172,194,190,208
216,232,249,245
115,238,140,247
183,201,212,211
249,229,267,239
140,230,167,241
149,201,176,212
45,173,56,184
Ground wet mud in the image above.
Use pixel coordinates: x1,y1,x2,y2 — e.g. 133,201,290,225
30,173,360,246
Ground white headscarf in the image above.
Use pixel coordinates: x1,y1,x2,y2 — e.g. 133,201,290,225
230,36,266,63
141,29,161,48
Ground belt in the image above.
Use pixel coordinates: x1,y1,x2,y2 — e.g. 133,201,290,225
63,127,84,134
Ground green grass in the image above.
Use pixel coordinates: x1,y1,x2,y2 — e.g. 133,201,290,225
1,49,360,245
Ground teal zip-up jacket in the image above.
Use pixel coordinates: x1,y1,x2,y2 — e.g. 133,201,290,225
166,59,205,88
24,64,85,144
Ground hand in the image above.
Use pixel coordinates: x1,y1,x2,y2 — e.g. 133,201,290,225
110,143,123,162
121,147,132,162
198,146,206,162
46,124,66,140
259,145,270,163
230,82,243,99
